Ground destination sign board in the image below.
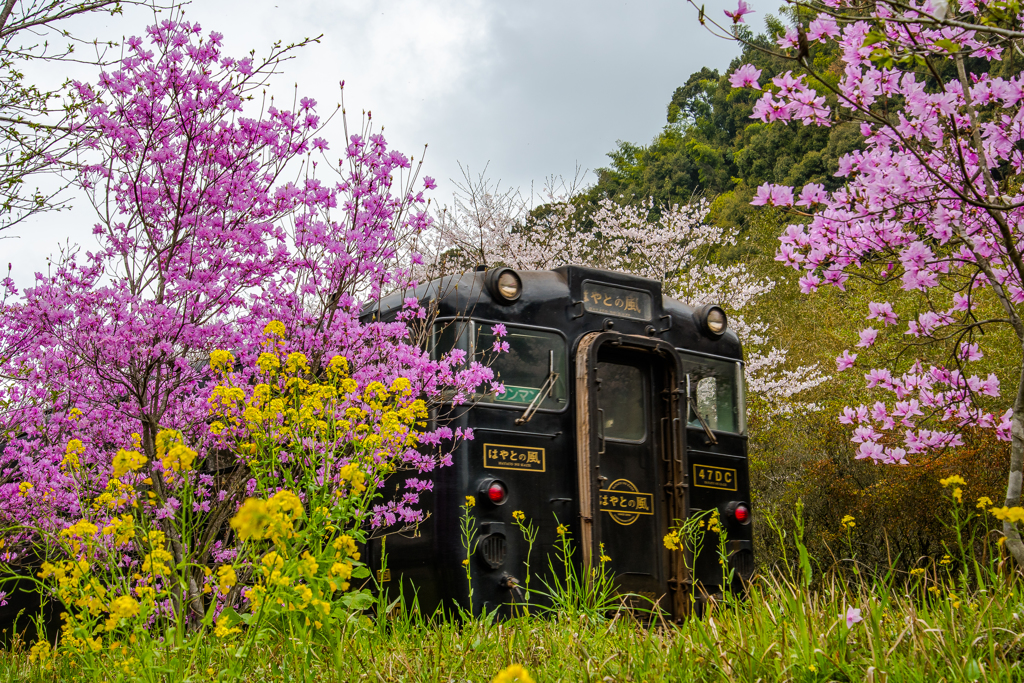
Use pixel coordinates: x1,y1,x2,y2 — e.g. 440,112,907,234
582,282,652,321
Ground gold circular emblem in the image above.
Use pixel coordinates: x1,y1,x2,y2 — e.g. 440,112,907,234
606,478,642,526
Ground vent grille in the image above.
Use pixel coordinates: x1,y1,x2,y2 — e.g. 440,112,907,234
478,533,507,569
731,548,754,580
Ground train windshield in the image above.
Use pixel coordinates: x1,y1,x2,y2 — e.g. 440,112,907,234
679,352,746,435
432,320,568,411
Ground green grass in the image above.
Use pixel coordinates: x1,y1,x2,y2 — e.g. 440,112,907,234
6,492,1022,682
3,566,1023,682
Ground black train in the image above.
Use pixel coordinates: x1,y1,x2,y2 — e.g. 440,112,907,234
365,265,753,621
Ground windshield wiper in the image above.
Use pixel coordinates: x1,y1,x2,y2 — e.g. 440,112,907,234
686,374,718,445
515,350,559,426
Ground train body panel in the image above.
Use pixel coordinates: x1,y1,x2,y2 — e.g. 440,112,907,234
366,265,752,620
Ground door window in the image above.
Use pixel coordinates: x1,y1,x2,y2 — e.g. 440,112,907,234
596,362,646,442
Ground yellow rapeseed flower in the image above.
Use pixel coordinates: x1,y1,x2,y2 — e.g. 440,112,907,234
213,613,242,639
209,349,235,373
285,352,309,373
62,439,85,472
298,551,320,578
105,595,140,631
111,448,147,479
939,474,966,488
18,482,33,497
230,490,303,543
332,534,360,561
841,514,856,529
101,515,135,547
989,506,1024,523
465,495,476,509
389,377,412,394
512,510,525,522
327,355,349,376
217,565,237,595
28,640,50,664
256,352,280,373
230,498,271,541
263,320,286,338
664,530,681,550
294,584,313,608
492,664,536,683
160,442,197,482
977,496,993,509
339,463,367,495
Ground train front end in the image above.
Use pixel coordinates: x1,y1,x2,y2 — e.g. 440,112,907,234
366,265,753,620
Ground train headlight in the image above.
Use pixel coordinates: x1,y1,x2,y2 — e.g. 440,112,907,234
484,267,522,303
697,304,728,336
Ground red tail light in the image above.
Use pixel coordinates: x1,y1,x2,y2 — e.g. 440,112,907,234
486,481,507,505
733,504,751,524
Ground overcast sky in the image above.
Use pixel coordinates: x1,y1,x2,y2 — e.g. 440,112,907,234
3,0,744,285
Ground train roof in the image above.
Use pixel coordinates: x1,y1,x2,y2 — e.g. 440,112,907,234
367,265,744,362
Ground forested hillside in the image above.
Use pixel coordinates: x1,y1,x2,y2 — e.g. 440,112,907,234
587,22,859,234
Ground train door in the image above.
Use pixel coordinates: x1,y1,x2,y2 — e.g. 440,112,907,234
575,332,690,620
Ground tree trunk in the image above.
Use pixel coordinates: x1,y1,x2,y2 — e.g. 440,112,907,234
1003,358,1024,566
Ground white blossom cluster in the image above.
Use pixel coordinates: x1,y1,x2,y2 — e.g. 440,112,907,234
420,171,827,413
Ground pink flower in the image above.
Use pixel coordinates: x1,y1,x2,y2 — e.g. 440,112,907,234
729,64,762,89
807,16,840,42
959,342,983,361
864,368,892,388
867,302,897,326
798,274,821,293
796,183,828,206
751,183,773,206
770,185,795,207
855,441,883,460
836,350,857,371
750,183,795,207
724,0,754,24
846,606,863,628
856,327,879,347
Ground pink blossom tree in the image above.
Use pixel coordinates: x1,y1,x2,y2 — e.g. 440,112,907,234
700,0,1024,561
0,15,493,577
